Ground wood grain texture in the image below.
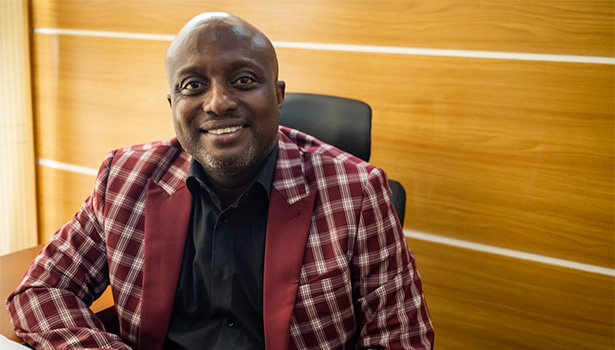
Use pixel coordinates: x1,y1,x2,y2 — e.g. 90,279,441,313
278,48,614,269
31,0,614,57
406,237,614,350
36,165,97,243
0,0,38,255
32,34,175,167
32,33,614,267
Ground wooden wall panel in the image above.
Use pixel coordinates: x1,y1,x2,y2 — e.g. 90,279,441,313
36,166,96,243
406,237,614,350
31,0,614,57
32,34,614,268
33,34,174,166
276,48,614,268
0,0,38,255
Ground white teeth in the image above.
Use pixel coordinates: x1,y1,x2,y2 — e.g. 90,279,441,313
208,126,242,135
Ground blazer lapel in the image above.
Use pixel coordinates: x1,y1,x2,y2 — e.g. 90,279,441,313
263,130,317,349
263,189,316,350
139,152,192,350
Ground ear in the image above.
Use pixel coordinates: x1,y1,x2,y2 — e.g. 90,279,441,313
275,81,286,111
167,92,172,108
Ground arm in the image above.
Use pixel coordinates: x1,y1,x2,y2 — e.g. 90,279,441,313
6,153,132,350
353,167,434,349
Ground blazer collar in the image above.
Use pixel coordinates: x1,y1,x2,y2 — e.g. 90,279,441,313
152,138,192,196
271,130,311,204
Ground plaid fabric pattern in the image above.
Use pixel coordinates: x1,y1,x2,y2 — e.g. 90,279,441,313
281,128,433,349
7,127,433,349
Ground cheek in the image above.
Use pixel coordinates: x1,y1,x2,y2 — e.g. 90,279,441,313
172,110,185,133
252,93,281,125
172,101,196,128
171,108,197,145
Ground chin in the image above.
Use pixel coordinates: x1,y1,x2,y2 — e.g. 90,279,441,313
195,145,258,178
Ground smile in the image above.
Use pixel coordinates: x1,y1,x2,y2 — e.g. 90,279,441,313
206,126,243,135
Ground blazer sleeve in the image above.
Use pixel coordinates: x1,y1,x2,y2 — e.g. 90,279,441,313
5,152,132,350
352,167,434,349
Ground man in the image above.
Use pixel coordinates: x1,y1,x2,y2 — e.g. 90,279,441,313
7,12,434,349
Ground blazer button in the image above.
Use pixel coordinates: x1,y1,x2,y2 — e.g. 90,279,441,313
226,319,235,327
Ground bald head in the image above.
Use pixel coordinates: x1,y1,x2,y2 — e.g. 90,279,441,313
165,12,279,86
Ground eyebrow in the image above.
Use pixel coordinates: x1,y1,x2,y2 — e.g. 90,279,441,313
229,59,260,70
175,59,264,79
174,66,202,81
228,59,268,80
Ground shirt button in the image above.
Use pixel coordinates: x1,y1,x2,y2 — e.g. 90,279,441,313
226,319,235,327
223,217,229,223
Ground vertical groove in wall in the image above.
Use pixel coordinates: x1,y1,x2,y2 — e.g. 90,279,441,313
0,0,38,255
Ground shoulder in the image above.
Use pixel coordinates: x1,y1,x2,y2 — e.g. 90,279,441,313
109,138,183,162
99,138,189,186
278,126,385,192
279,126,372,169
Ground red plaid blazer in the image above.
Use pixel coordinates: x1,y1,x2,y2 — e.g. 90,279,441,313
7,127,434,349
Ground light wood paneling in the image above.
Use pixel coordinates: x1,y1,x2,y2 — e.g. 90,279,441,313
31,0,614,57
280,48,614,269
33,34,614,267
0,0,38,255
32,34,174,166
36,165,96,243
406,237,614,350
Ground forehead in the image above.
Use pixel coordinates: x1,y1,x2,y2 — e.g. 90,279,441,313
188,21,259,50
166,21,273,79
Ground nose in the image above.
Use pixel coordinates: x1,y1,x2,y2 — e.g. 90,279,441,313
202,82,238,117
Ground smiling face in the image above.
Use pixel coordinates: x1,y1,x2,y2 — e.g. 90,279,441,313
165,13,285,181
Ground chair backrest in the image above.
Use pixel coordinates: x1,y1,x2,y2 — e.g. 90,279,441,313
279,93,406,225
279,93,372,162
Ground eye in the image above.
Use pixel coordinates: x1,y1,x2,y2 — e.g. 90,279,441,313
182,81,205,90
179,79,207,95
232,75,256,87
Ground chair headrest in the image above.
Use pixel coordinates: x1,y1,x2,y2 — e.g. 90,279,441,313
280,93,372,161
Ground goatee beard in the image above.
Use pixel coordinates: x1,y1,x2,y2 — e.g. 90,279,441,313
197,144,257,178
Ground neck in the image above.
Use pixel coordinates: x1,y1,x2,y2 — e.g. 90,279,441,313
206,167,259,207
196,141,277,207
203,149,273,206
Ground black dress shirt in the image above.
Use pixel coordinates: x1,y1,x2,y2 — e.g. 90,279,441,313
164,147,278,350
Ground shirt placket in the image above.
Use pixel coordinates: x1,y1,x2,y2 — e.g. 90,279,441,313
211,208,234,312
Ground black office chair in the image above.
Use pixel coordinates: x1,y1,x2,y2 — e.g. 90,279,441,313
279,93,407,225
